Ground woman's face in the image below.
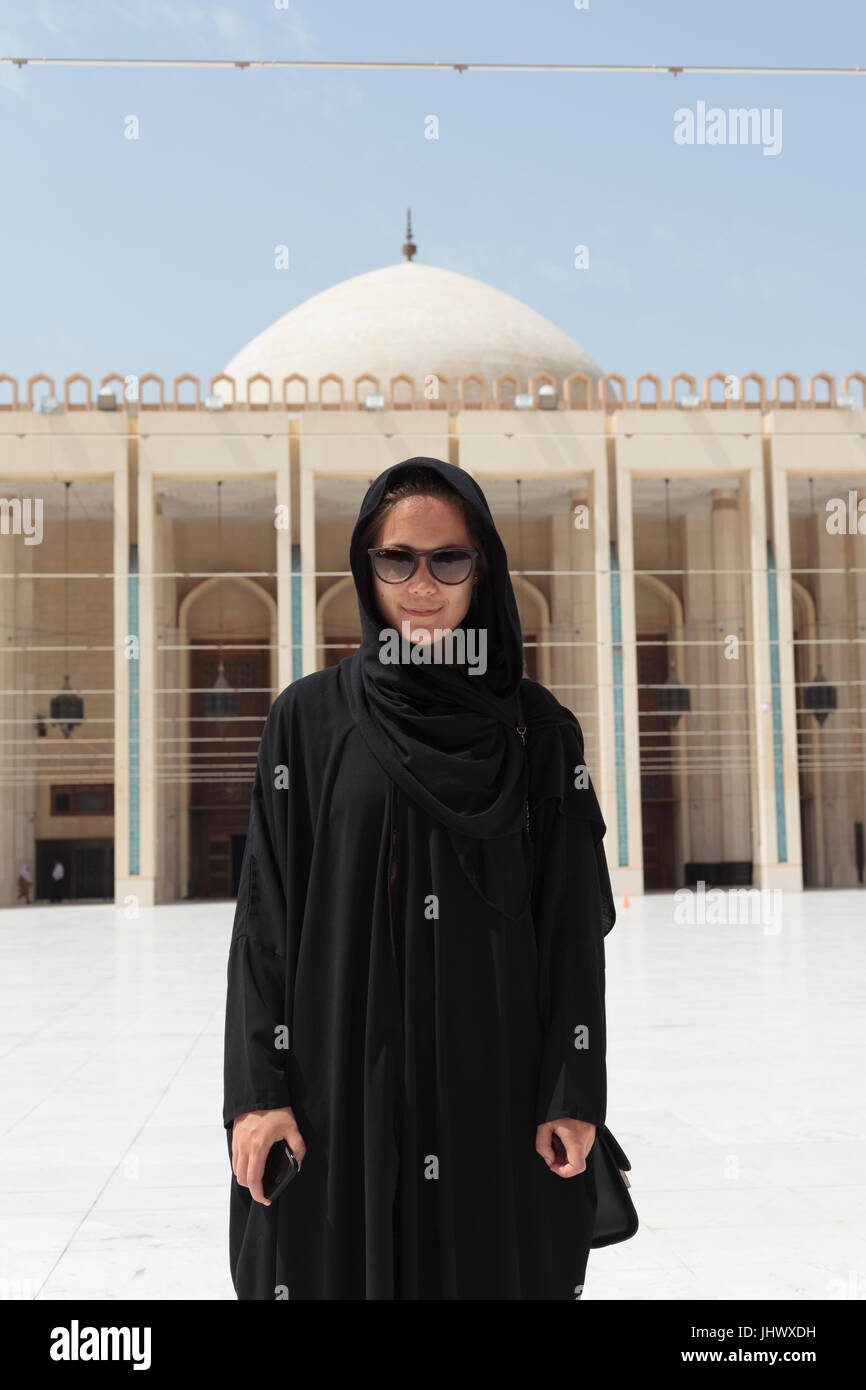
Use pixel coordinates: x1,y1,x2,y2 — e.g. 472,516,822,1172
371,495,477,645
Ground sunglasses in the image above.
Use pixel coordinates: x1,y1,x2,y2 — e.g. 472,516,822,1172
367,546,479,585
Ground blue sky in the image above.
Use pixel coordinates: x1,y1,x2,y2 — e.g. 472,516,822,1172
0,0,863,388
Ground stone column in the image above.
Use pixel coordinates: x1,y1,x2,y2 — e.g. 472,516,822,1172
549,496,581,712
812,501,855,885
0,527,37,905
682,509,718,865
743,454,779,889
852,487,866,883
766,453,805,891
711,487,751,864
299,448,317,676
112,455,135,906
612,461,643,895
117,456,155,906
276,430,293,693
155,505,179,901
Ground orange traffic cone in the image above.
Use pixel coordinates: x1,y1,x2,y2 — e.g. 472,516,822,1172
622,893,630,909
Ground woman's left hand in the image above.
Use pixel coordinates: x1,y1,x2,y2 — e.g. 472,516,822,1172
536,1119,596,1177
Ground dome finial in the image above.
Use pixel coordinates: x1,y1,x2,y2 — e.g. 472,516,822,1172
402,208,417,261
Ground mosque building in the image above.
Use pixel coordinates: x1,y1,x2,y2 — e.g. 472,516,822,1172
1,219,864,906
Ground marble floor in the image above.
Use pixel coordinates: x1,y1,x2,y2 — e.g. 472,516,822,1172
0,889,864,1301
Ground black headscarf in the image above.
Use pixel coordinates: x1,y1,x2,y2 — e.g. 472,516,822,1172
345,456,529,840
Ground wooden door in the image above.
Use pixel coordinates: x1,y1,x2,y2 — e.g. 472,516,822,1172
188,643,271,898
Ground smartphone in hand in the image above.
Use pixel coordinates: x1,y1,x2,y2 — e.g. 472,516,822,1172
262,1140,299,1201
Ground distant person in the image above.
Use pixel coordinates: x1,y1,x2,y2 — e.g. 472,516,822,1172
17,863,32,904
50,858,65,903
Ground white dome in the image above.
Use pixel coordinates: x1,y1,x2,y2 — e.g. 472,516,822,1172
219,260,603,404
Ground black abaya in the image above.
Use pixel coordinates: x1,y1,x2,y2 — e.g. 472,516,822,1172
223,457,616,1300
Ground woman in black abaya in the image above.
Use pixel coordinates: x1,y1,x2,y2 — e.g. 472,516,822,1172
223,456,616,1300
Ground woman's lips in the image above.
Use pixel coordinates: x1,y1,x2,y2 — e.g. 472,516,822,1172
402,608,441,616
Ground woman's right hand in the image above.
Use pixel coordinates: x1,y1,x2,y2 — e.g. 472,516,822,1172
231,1106,306,1206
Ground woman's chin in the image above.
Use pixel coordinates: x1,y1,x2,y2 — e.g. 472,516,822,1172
414,624,457,642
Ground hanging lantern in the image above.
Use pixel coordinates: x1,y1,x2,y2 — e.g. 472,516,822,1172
205,657,238,735
804,663,837,726
657,667,691,726
205,480,238,736
50,674,84,739
50,481,84,737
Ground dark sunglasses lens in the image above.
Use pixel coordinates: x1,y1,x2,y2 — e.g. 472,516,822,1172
429,550,473,583
372,549,414,582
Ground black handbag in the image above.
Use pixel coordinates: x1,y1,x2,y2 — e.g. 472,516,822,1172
588,1124,638,1247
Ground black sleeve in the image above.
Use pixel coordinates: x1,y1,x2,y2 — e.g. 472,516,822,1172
529,720,615,1129
222,696,300,1130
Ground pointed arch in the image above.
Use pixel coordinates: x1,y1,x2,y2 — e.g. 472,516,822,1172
177,576,278,899
511,573,551,686
634,572,690,877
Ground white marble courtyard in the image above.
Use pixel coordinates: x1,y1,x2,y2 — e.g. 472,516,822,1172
0,888,864,1301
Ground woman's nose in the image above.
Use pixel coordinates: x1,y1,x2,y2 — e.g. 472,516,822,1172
407,557,438,588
